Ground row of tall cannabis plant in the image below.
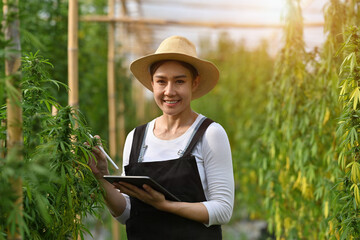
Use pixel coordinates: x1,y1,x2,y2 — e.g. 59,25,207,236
258,0,342,238
254,0,360,238
334,27,360,240
196,0,360,239
0,52,104,239
256,0,360,238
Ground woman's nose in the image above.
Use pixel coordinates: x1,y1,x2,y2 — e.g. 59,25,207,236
164,82,175,96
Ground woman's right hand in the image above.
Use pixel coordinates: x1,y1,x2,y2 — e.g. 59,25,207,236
87,135,110,179
86,135,128,218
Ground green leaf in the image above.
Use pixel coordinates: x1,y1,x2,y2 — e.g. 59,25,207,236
351,162,360,183
350,52,357,73
349,87,360,110
67,186,73,208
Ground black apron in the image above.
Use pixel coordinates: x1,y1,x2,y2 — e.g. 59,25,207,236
124,118,222,240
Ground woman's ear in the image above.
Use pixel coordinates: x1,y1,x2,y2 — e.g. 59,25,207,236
192,76,200,92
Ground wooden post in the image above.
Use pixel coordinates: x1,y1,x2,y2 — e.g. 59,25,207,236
117,99,126,160
0,120,5,159
3,0,23,239
116,0,128,159
68,0,79,108
108,0,117,161
108,0,120,239
132,2,147,124
51,105,58,116
118,0,147,125
134,81,145,123
67,3,82,240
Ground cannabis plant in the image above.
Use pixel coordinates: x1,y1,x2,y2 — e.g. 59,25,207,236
334,25,360,239
0,52,105,240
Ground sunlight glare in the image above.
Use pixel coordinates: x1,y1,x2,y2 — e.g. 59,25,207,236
254,0,285,24
253,0,315,24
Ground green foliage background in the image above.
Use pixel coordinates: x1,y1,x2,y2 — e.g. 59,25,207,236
2,0,360,239
194,0,360,239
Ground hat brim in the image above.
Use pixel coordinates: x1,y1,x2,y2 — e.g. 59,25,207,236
130,53,219,100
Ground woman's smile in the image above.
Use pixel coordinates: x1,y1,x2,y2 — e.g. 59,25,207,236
164,99,181,105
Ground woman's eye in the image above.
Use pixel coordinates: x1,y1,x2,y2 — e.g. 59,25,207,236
156,80,165,84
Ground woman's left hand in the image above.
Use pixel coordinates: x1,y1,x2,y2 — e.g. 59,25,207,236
113,182,168,210
114,182,210,224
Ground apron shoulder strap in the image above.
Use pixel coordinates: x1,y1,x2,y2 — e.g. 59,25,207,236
182,118,214,157
129,123,148,165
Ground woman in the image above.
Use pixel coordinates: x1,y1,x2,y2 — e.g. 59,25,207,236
89,35,234,240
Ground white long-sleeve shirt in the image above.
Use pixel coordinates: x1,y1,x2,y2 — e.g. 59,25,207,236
115,114,234,226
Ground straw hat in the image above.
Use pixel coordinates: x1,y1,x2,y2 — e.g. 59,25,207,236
130,35,219,99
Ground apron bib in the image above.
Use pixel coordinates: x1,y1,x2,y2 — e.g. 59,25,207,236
124,118,222,240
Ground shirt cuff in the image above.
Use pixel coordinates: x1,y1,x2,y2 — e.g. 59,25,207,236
201,201,213,227
114,193,131,224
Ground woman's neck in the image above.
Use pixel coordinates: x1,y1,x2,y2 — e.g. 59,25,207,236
154,110,198,140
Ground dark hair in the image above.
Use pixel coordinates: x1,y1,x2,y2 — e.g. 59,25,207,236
149,60,199,80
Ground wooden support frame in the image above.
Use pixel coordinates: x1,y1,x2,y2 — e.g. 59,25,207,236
117,0,129,156
81,15,324,28
108,0,117,162
3,0,23,239
107,1,121,239
68,0,79,108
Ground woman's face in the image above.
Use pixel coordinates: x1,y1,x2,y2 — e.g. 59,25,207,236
151,61,199,117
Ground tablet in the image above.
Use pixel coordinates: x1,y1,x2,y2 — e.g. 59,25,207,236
103,175,181,202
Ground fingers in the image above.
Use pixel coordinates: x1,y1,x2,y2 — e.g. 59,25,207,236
114,182,142,194
92,136,106,159
114,182,141,197
84,134,103,151
142,184,155,195
84,142,101,164
114,182,167,211
93,135,104,147
83,135,109,178
84,136,105,159
113,182,165,205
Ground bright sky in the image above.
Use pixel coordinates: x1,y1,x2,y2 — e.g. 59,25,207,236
125,0,327,56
